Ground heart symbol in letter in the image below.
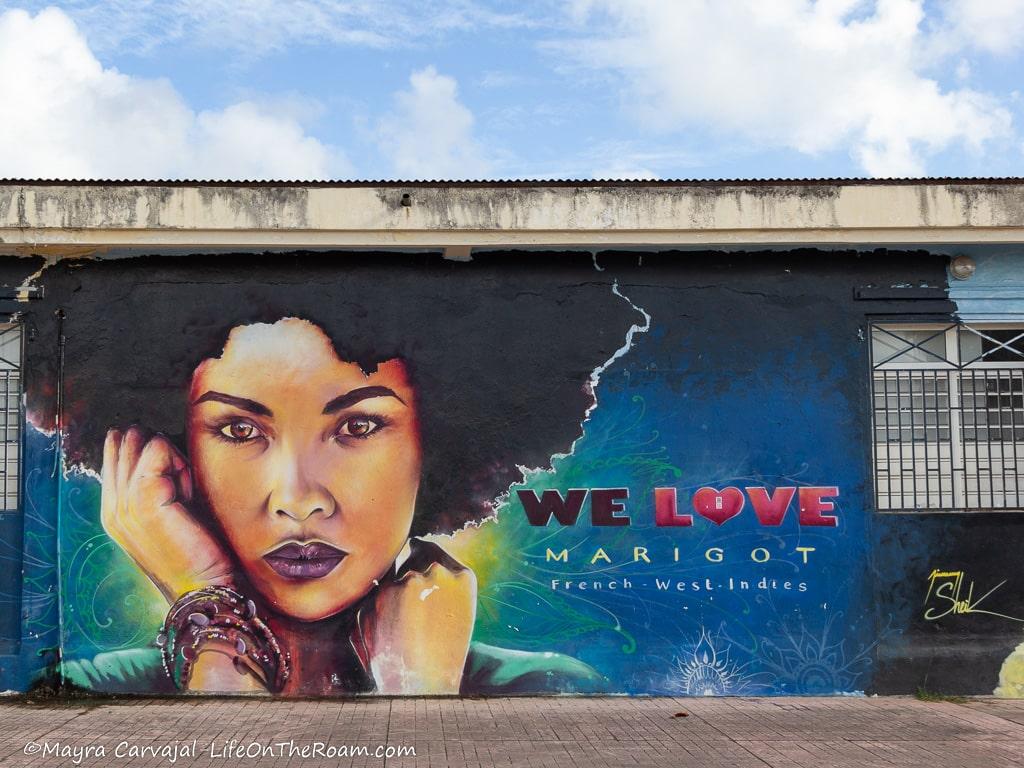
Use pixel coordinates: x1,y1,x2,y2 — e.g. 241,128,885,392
692,487,745,525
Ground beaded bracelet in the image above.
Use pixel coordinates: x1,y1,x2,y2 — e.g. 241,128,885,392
157,585,291,693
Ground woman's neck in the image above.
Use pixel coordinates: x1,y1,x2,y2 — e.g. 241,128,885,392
270,618,354,696
270,614,368,696
237,576,374,696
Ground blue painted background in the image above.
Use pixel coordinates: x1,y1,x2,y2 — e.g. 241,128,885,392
466,308,878,694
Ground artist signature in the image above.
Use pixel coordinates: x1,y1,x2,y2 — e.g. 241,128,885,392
924,570,1024,622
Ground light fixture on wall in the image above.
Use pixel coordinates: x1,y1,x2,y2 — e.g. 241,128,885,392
950,255,976,280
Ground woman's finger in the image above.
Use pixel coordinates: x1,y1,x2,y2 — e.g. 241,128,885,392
175,463,193,504
116,427,147,504
133,435,188,509
396,538,468,578
165,440,193,503
130,472,179,512
100,429,121,530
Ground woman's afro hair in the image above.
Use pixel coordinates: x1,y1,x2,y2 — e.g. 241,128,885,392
25,251,642,536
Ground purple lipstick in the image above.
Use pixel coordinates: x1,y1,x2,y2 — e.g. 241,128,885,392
264,541,348,580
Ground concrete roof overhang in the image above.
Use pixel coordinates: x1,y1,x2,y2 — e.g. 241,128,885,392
0,179,1022,258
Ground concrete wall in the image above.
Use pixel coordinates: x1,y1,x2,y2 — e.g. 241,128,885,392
0,181,1022,697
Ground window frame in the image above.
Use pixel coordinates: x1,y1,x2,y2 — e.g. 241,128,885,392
870,321,1024,514
0,319,25,515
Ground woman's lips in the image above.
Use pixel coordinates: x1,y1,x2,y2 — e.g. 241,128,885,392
264,541,348,580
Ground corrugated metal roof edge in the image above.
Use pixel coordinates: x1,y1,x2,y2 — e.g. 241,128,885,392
1,177,1023,188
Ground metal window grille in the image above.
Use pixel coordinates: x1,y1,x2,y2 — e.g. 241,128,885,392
871,323,1024,511
0,323,20,512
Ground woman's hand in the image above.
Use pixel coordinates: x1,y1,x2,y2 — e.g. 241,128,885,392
187,652,267,693
356,541,477,694
101,427,235,604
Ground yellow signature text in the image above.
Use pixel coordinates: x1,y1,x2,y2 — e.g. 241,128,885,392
923,569,1024,622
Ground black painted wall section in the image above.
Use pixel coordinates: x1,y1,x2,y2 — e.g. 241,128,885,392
873,514,1024,695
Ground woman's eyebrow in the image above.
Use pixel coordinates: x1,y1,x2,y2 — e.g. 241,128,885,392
322,386,406,414
193,391,273,417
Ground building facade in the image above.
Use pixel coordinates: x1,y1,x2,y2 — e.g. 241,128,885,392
0,179,1023,697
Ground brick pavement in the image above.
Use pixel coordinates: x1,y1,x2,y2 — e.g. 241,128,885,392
1,695,1023,768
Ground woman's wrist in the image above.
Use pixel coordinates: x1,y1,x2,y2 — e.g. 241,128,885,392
158,585,291,693
155,569,237,605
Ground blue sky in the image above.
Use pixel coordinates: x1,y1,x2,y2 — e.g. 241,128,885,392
1,1,1023,180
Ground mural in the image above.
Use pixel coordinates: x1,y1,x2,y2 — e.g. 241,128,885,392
3,247,1023,696
26,253,646,696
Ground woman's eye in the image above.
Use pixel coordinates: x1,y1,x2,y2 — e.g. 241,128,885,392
219,421,262,442
337,416,383,440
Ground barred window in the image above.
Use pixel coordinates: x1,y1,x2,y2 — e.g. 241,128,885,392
871,323,1024,511
0,322,20,512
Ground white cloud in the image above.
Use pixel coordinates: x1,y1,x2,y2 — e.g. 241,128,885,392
563,0,1013,176
939,0,1024,56
377,67,492,180
20,0,537,57
0,8,349,179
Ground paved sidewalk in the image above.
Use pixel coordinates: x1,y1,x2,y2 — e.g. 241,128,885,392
1,695,1023,767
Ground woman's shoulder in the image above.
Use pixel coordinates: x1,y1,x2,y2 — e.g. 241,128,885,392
462,641,609,695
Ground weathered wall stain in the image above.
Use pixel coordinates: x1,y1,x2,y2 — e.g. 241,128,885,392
3,182,1023,243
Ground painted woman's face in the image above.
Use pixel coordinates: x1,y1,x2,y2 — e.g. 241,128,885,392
186,318,421,622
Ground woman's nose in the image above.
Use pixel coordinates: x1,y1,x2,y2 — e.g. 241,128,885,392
268,448,337,521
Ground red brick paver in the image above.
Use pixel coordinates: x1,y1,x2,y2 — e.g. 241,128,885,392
1,696,1022,767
